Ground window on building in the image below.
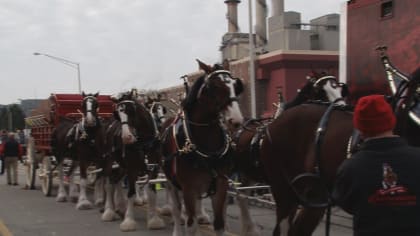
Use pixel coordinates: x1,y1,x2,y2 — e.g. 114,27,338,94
381,1,393,18
326,25,338,31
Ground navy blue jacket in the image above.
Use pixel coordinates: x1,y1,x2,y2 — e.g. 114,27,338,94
333,137,420,236
4,139,20,157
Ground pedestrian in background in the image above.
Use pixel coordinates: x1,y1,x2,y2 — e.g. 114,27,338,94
333,95,420,235
2,132,23,185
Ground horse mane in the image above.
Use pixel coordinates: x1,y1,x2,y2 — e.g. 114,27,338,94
181,75,206,111
283,81,315,110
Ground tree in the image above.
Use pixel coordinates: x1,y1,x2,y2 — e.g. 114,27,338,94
0,104,25,131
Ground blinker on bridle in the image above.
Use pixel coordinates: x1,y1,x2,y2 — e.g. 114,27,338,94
198,70,240,103
117,100,136,125
82,96,98,113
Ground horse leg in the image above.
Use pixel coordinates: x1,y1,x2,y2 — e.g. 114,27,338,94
114,179,127,216
288,207,325,236
211,176,229,236
271,185,296,236
168,182,183,236
196,198,210,224
68,162,79,203
55,162,68,202
158,186,173,216
183,189,199,236
101,177,119,221
76,160,93,210
145,183,165,229
237,190,261,236
134,183,147,206
120,173,138,232
94,175,105,206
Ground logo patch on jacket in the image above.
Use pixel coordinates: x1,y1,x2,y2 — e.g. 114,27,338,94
368,163,416,206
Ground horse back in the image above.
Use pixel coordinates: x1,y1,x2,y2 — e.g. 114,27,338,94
261,103,354,186
51,118,75,154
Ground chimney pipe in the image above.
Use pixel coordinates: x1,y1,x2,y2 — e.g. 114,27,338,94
255,0,267,46
271,0,284,16
225,0,241,33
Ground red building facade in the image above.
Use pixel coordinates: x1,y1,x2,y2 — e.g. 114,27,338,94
347,0,420,102
230,50,339,118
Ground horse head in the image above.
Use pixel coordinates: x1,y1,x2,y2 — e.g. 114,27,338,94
307,71,347,104
182,59,244,128
111,89,145,145
145,95,168,131
81,92,99,127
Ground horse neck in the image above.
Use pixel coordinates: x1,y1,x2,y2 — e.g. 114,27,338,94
134,104,156,137
184,107,225,149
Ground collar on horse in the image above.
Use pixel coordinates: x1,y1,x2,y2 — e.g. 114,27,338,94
174,111,231,159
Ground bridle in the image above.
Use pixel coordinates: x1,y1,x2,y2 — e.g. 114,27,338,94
116,100,137,126
198,70,241,105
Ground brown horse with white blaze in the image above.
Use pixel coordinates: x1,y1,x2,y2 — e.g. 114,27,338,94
161,60,244,236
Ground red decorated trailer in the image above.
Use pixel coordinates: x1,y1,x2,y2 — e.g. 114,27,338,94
24,93,114,195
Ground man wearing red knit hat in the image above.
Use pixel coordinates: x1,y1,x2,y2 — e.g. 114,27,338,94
333,94,420,236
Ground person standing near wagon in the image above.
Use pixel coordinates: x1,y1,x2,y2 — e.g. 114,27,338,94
333,95,420,235
2,132,23,185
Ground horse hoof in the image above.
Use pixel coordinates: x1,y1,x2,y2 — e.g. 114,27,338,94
147,215,165,229
56,194,67,202
134,197,146,206
101,209,118,222
198,214,211,225
158,205,172,216
120,218,137,232
94,199,104,207
76,199,93,210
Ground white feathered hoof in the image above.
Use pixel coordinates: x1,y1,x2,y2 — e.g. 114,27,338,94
198,214,211,225
94,198,104,207
76,199,93,210
158,205,172,216
134,196,146,206
101,208,119,222
147,215,165,230
120,218,138,232
56,194,67,202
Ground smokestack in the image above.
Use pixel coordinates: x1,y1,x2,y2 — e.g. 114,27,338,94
271,0,284,16
255,0,267,46
225,0,241,33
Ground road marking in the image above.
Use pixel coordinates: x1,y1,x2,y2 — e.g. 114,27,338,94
0,219,13,236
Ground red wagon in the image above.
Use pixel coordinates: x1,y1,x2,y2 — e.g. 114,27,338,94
24,93,114,196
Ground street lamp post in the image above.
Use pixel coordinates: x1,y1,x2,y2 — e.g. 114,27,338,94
248,0,257,118
33,52,82,94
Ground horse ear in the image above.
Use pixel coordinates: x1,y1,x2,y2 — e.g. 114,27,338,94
82,91,86,97
196,59,212,74
94,92,99,97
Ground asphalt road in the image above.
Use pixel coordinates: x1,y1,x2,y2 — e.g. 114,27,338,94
0,164,353,236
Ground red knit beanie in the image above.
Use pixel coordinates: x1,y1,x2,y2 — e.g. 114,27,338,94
353,95,396,136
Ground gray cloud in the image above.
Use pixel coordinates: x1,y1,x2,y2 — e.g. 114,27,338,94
0,0,343,104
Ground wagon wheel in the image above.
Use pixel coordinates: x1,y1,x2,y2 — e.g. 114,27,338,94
40,156,53,196
25,137,37,190
86,165,98,186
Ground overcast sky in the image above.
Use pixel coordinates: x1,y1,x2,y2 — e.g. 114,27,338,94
0,0,344,104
